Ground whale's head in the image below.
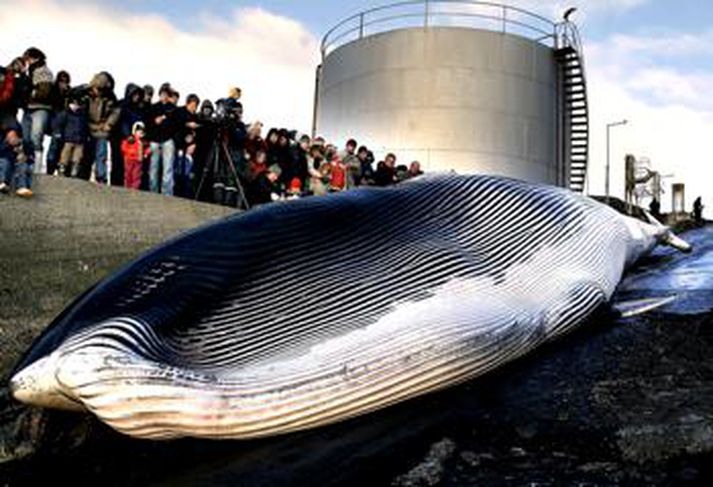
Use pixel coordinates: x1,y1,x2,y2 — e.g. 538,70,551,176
9,352,85,411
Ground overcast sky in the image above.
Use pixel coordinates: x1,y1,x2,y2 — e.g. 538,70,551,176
1,0,711,215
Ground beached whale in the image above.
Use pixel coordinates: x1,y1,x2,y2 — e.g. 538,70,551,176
9,174,690,439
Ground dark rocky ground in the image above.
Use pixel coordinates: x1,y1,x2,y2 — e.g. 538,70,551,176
1,178,712,486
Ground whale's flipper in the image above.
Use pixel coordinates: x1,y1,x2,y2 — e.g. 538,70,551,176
613,295,677,318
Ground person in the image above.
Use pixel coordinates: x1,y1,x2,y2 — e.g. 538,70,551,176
146,83,177,195
192,99,216,200
693,197,704,225
340,138,360,189
111,83,145,187
1,125,33,197
0,125,19,193
86,71,120,184
0,58,25,132
247,148,268,182
46,70,71,175
307,143,328,196
143,84,154,106
121,121,151,190
247,164,281,206
374,152,397,186
55,93,87,177
649,197,661,219
244,121,266,164
292,134,310,188
227,86,241,102
328,152,347,192
21,47,54,174
275,128,294,187
407,160,424,179
356,145,374,185
172,93,200,197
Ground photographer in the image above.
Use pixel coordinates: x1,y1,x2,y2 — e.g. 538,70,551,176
209,98,248,208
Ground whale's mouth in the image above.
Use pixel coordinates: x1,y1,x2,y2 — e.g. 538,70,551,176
10,355,85,411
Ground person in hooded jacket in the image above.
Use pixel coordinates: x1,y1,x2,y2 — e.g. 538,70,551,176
46,70,71,175
54,92,88,177
20,48,54,174
86,71,120,184
110,83,146,186
192,99,216,201
0,58,25,132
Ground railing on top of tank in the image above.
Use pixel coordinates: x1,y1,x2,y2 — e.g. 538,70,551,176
321,0,558,60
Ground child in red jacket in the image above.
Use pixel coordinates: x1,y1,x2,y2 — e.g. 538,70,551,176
121,122,150,190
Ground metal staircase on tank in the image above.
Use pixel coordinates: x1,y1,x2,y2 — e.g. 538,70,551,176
555,19,589,193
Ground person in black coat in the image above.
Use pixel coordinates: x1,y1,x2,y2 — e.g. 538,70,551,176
374,153,398,187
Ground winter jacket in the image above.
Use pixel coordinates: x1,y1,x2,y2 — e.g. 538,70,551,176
55,107,88,144
247,171,276,206
146,101,177,143
116,84,146,139
121,135,151,162
26,60,54,111
0,69,15,131
172,106,198,150
374,163,397,187
329,159,347,191
87,73,120,139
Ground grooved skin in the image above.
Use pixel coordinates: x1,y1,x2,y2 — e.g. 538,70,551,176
10,174,665,439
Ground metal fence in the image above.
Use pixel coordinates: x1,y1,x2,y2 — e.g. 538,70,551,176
321,0,559,59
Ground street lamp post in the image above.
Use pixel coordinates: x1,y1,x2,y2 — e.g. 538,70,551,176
606,119,628,202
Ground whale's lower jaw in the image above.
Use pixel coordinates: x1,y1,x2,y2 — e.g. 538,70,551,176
11,288,603,440
14,344,531,440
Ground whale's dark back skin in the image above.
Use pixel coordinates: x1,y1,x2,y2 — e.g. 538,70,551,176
13,175,589,375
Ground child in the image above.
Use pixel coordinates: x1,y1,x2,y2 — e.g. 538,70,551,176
121,122,151,190
328,152,347,192
56,95,88,177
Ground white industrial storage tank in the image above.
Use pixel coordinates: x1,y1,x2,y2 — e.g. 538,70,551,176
314,1,589,191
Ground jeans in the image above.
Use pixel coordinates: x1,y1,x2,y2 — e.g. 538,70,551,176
150,140,175,196
93,137,109,183
175,151,194,198
46,135,63,175
14,160,33,190
0,156,13,184
21,109,50,174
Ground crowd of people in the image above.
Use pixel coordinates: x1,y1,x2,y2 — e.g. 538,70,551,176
0,47,425,207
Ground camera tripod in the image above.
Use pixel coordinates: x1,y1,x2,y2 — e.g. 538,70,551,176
195,131,250,211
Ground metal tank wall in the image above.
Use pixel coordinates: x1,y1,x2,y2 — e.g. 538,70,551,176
315,27,560,185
